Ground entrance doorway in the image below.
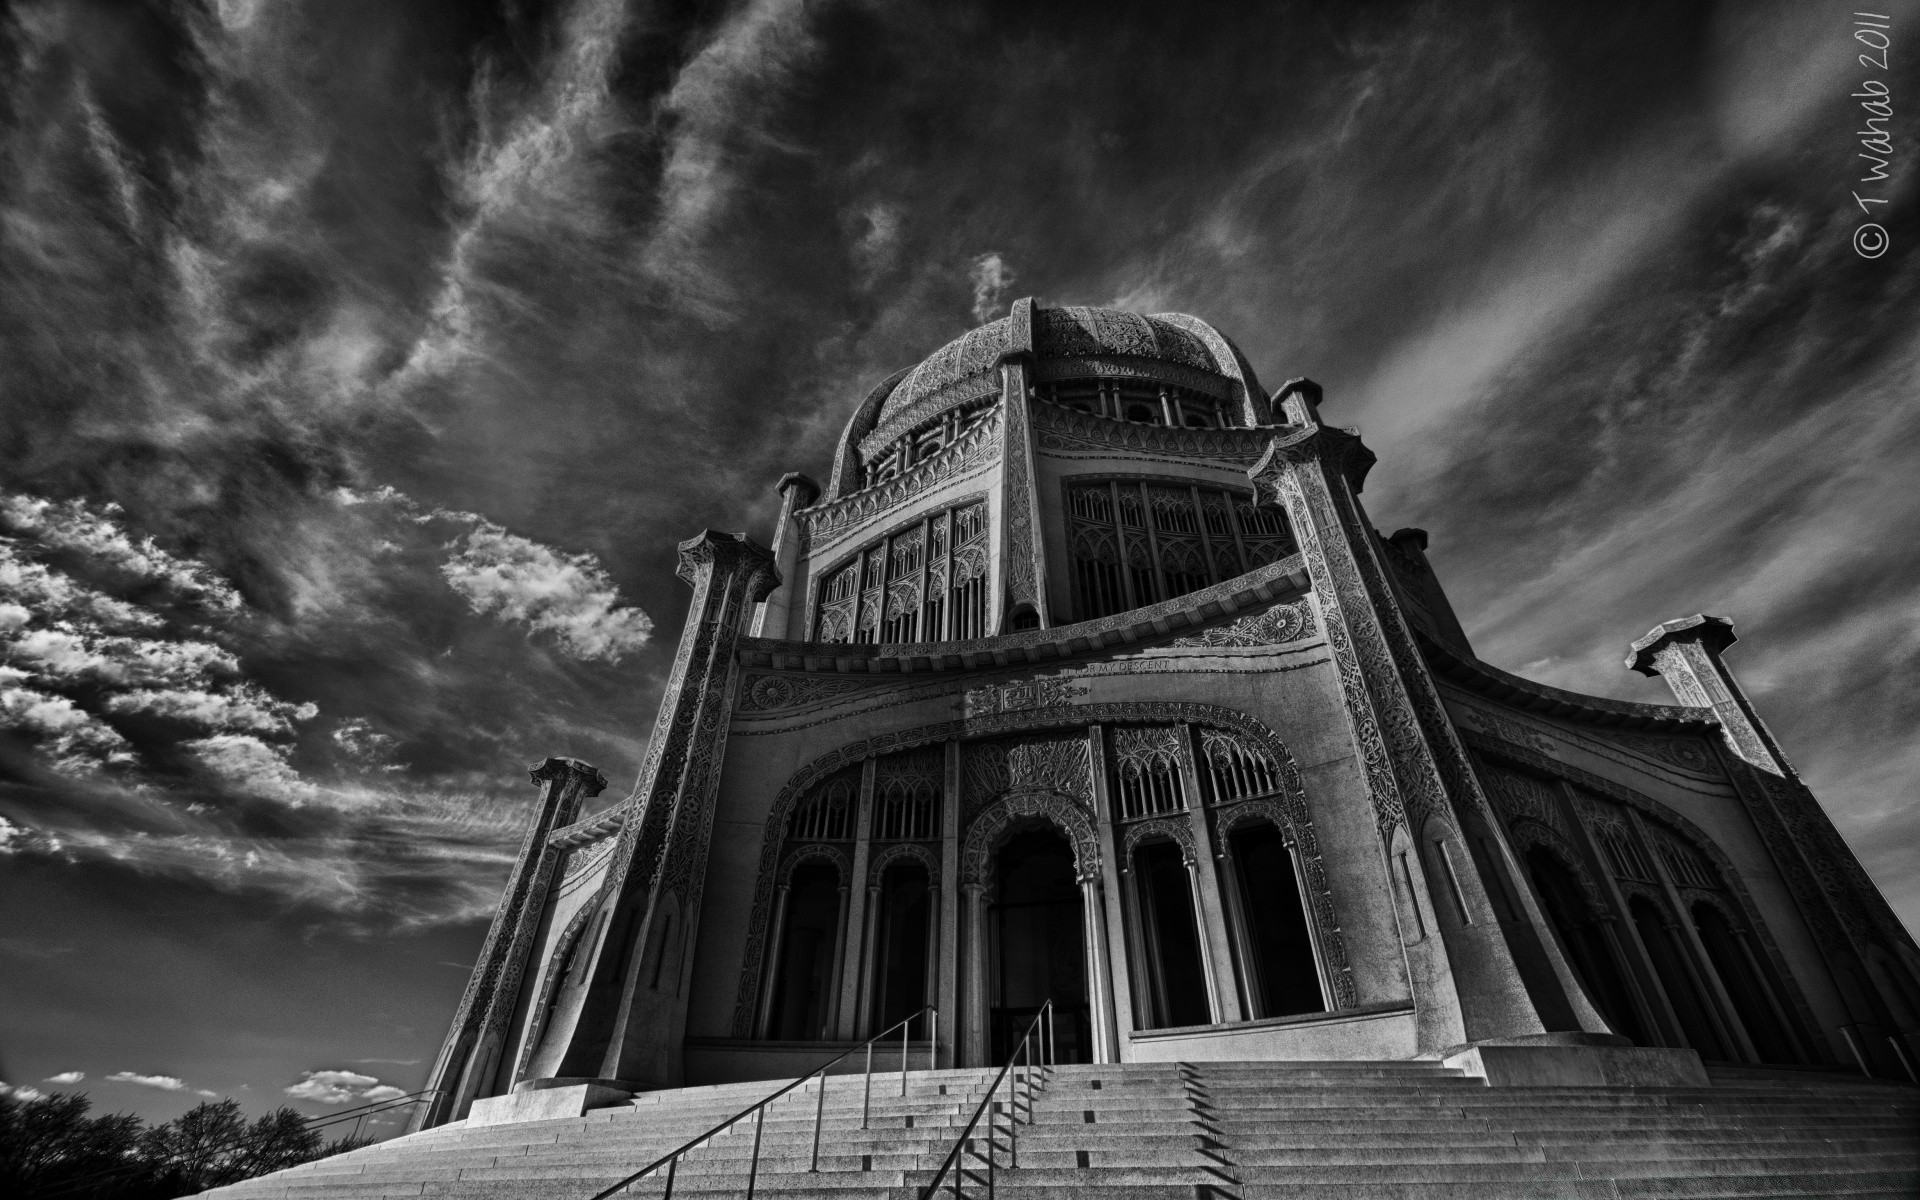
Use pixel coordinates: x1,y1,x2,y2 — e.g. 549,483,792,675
989,827,1091,1063
1526,847,1649,1045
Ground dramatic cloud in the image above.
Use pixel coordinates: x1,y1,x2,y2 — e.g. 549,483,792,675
0,0,1913,1132
436,516,653,663
284,1069,403,1105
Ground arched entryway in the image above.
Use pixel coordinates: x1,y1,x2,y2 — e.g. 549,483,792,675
989,827,1091,1062
867,858,934,1036
1128,836,1212,1029
1630,895,1730,1060
1223,821,1325,1019
1692,901,1799,1064
766,862,845,1041
1526,846,1649,1045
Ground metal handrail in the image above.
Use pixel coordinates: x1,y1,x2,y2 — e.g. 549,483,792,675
303,1088,441,1130
918,999,1054,1199
586,1005,937,1200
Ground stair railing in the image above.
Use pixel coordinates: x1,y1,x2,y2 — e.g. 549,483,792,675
918,999,1054,1199
586,1004,936,1200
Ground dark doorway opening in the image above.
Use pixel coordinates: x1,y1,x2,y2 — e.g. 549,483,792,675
1229,824,1324,1019
989,827,1091,1063
769,863,841,1041
1526,847,1648,1045
1632,896,1730,1060
871,861,931,1036
1133,839,1211,1029
1693,902,1798,1064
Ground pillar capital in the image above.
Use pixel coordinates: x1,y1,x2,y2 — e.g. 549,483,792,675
528,757,608,797
1627,614,1737,676
775,472,820,507
675,529,780,603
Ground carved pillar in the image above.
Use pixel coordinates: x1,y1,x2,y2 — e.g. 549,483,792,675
991,297,1049,632
1086,725,1138,1050
855,883,883,1038
751,473,820,639
963,883,988,1066
531,531,777,1090
414,757,606,1130
1250,387,1551,1052
1179,725,1245,1023
938,741,961,1067
837,759,879,1039
1631,615,1919,1066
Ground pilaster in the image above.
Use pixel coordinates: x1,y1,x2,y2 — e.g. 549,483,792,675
1249,384,1561,1051
1086,725,1137,1053
536,531,777,1091
937,740,961,1067
751,473,820,639
993,297,1049,631
414,757,606,1130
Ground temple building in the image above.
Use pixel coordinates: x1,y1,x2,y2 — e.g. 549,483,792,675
412,300,1920,1130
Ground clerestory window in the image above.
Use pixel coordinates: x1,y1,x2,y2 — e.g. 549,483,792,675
1065,480,1296,621
815,499,990,645
1037,379,1228,428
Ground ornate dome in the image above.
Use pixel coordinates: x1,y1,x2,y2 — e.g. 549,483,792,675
876,304,1232,427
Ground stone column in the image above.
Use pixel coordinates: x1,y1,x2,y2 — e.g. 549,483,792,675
530,531,777,1091
937,741,961,1067
414,757,606,1130
963,883,988,1066
1630,615,1919,1069
990,297,1050,632
1080,876,1117,1063
824,884,850,1038
836,759,879,1039
750,473,819,639
854,883,883,1037
1217,843,1265,1019
1178,725,1245,1023
754,883,792,1038
1086,725,1136,1053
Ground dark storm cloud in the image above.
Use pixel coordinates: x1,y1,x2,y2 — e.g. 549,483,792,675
0,0,1915,1120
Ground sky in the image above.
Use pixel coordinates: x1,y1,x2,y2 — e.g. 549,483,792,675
1,0,1915,1132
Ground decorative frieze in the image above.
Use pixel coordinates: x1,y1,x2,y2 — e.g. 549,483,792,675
1171,599,1314,648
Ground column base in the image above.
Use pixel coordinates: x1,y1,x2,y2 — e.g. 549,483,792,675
466,1078,634,1126
1442,1037,1708,1088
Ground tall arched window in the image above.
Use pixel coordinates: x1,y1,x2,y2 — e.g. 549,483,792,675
1129,837,1211,1029
869,860,933,1036
1224,821,1324,1019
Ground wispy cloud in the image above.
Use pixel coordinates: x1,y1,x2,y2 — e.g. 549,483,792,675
106,1071,188,1091
44,1071,85,1084
436,515,653,663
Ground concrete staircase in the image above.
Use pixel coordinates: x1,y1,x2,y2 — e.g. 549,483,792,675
196,1061,1919,1199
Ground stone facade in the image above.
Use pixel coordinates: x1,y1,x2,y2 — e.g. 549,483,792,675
414,302,1920,1128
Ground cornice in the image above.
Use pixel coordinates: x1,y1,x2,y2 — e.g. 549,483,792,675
1417,627,1714,732
736,554,1311,674
1030,401,1283,464
797,410,1002,554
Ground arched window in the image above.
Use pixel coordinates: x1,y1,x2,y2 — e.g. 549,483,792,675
1111,727,1186,819
868,860,933,1037
1129,837,1210,1029
766,863,844,1041
789,771,858,842
1224,821,1324,1019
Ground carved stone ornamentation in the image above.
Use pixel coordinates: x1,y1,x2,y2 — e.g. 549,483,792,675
961,677,1088,718
1171,600,1314,648
961,790,1101,887
739,672,879,713
799,413,1000,554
